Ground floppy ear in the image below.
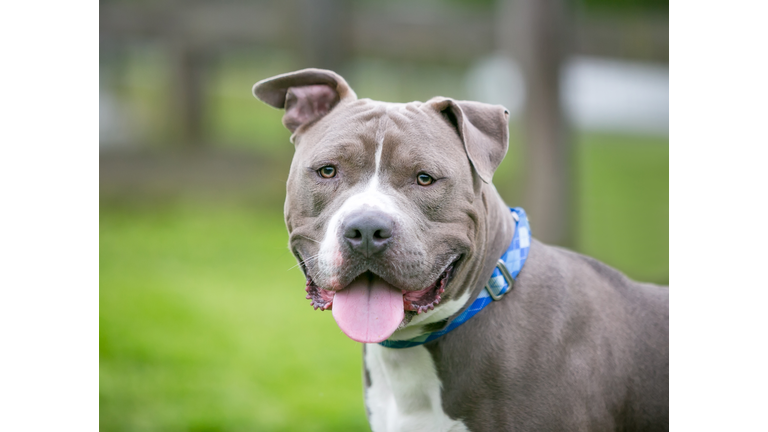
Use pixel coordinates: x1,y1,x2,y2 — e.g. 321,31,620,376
429,98,509,184
252,68,357,135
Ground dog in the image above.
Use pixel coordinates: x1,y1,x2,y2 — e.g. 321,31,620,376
253,68,669,431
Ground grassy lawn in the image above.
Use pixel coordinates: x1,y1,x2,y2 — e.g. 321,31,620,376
100,205,369,431
576,133,669,284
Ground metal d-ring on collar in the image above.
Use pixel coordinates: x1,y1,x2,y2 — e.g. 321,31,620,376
485,259,514,301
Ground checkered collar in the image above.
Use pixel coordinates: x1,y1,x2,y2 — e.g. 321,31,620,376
378,207,531,349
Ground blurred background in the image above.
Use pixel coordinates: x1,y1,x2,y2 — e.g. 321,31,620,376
100,0,668,430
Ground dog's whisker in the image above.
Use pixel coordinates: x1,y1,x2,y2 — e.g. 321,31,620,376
295,234,322,244
288,254,320,271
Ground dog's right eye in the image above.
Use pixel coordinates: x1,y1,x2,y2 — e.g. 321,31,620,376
416,173,434,186
318,166,337,178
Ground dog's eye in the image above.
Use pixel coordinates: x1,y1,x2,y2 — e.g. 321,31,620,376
416,173,434,186
318,166,336,178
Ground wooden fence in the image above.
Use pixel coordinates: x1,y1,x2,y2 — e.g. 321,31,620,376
100,0,667,246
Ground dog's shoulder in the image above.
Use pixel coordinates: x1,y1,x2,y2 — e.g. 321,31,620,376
521,238,668,313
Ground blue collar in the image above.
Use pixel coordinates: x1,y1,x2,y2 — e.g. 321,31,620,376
379,207,531,349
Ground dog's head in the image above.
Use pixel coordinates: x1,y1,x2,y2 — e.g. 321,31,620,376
253,69,509,343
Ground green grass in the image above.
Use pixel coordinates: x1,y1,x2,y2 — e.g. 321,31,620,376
576,133,669,283
100,205,369,431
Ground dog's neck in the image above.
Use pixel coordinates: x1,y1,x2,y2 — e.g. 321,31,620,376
483,184,517,269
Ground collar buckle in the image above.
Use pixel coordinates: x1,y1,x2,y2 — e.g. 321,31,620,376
485,259,514,301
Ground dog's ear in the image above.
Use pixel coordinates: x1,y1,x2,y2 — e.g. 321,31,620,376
253,68,357,135
429,98,509,184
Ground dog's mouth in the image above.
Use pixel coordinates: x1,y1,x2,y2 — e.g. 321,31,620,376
303,261,456,343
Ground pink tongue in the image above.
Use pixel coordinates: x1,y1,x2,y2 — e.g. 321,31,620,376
332,273,405,343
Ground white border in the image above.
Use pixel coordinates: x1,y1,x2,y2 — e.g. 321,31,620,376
671,0,768,429
0,1,97,429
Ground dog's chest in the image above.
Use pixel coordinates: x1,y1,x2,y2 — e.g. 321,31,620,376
364,344,469,432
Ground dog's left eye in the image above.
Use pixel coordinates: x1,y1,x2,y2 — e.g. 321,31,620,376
318,166,336,178
416,173,434,186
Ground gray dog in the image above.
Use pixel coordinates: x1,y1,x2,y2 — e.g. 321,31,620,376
253,68,668,432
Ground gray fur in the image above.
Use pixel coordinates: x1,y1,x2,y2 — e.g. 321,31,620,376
425,239,669,430
253,68,669,431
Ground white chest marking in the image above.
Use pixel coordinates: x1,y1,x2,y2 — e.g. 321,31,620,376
365,344,469,432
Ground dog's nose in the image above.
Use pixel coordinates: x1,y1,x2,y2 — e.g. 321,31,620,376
342,211,394,257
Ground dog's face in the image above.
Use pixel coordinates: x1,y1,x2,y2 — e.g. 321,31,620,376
253,69,509,343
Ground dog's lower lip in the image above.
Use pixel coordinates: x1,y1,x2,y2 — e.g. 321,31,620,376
304,258,459,314
403,259,457,314
305,277,334,310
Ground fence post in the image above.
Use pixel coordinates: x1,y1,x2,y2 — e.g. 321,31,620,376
498,0,574,246
169,43,208,147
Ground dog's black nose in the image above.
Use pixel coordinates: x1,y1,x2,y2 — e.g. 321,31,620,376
342,210,394,257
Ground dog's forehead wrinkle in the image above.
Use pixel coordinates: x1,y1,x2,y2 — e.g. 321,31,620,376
300,103,378,146
308,143,361,167
378,117,468,179
375,115,389,145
